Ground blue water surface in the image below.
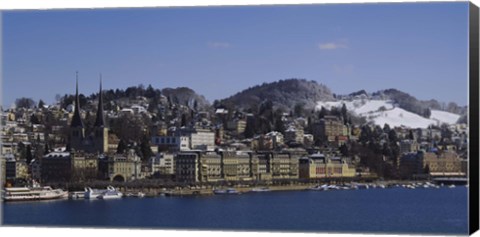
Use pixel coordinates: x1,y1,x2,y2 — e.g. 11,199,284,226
2,186,468,235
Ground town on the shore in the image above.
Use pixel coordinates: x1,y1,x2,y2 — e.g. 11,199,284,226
0,78,469,193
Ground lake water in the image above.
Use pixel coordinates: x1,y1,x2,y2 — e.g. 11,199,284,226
1,186,468,235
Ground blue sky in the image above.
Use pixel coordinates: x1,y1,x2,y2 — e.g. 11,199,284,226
2,2,469,108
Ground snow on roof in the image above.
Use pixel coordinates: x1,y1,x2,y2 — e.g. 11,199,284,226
45,151,71,158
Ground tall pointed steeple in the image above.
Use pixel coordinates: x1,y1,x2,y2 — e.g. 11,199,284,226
94,74,106,127
70,72,84,128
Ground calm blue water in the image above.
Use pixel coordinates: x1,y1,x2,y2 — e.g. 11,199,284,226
2,187,468,235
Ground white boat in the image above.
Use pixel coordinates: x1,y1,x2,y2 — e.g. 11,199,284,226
251,187,271,192
308,184,329,191
84,187,106,199
406,185,416,189
126,192,146,198
3,186,68,202
213,188,240,195
68,191,85,199
448,184,456,188
97,186,123,199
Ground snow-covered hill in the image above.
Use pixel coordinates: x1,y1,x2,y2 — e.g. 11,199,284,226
316,99,460,128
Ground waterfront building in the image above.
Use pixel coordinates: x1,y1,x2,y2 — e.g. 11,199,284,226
99,149,141,182
5,155,16,180
255,153,272,181
298,153,355,179
41,151,72,182
175,152,200,183
30,159,41,181
199,151,222,182
71,152,98,181
150,153,175,176
220,151,241,181
15,160,29,180
236,152,252,181
422,151,464,177
0,156,6,186
271,153,293,179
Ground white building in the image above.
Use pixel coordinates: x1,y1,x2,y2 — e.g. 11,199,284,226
150,153,175,175
152,127,216,151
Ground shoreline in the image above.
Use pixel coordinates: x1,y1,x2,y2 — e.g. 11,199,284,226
33,177,468,198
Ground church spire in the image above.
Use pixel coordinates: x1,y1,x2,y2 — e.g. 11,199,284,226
70,71,84,128
94,74,106,127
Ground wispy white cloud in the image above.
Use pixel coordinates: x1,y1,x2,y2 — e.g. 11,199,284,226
318,39,348,50
208,41,231,49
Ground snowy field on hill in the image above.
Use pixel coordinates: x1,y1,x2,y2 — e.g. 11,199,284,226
430,110,461,125
316,99,460,128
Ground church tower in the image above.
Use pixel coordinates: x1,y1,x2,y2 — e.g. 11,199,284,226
93,76,109,153
70,73,85,151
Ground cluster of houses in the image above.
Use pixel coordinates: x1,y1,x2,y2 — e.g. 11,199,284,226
0,81,469,186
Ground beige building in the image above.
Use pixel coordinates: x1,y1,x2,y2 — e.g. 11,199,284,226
99,150,141,182
221,151,239,181
299,154,356,179
71,152,98,181
313,116,345,143
285,126,304,144
236,152,252,181
175,150,303,183
422,151,464,176
199,151,222,182
271,153,293,179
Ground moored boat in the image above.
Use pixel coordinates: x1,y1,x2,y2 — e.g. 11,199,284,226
84,187,106,199
3,186,68,202
68,191,85,199
214,188,240,195
97,186,123,199
126,192,146,198
251,187,271,192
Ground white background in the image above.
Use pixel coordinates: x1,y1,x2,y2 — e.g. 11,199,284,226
0,0,479,237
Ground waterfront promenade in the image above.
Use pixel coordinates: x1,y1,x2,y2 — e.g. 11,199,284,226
42,177,457,197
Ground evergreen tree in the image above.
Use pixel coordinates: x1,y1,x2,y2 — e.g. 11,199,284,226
274,115,286,134
408,130,415,140
38,99,45,109
30,114,40,124
244,116,255,138
339,143,349,156
44,142,50,155
139,135,153,161
318,106,327,119
341,103,348,121
116,139,127,154
181,113,187,127
383,124,391,134
294,103,305,118
388,129,398,143
26,145,33,164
